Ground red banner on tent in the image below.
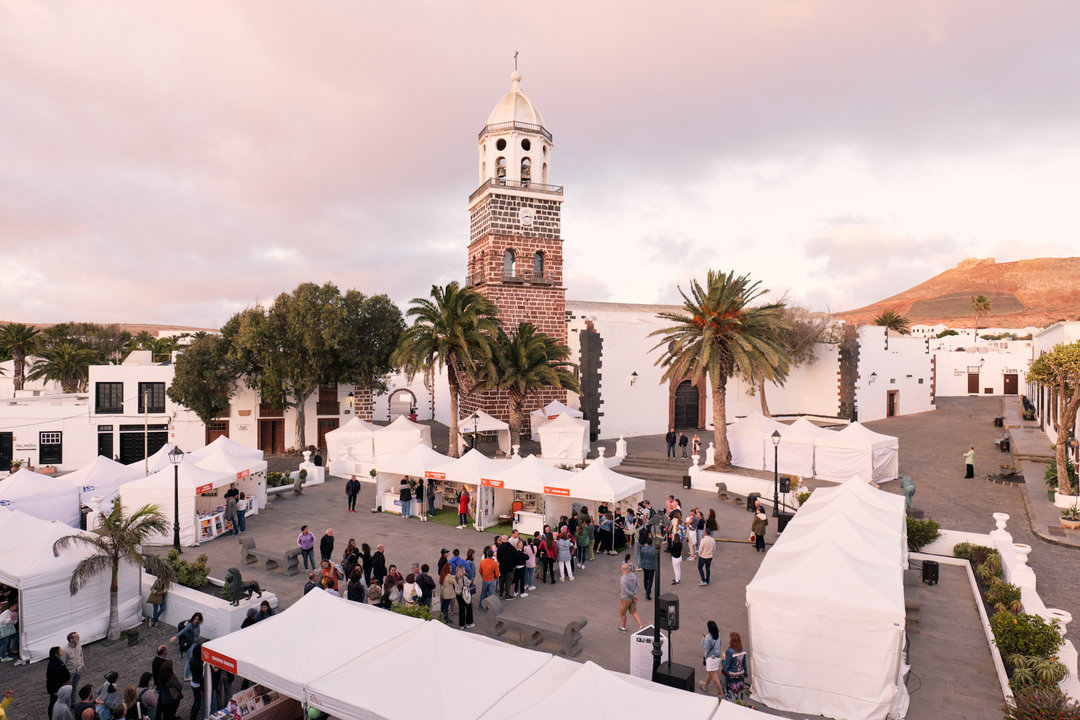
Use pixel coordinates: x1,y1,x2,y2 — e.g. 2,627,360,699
481,478,503,488
236,469,250,480
202,647,237,673
547,415,560,420
195,483,214,495
424,471,446,480
544,486,570,496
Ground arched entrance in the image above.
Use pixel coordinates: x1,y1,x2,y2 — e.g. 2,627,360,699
673,380,700,429
388,389,417,420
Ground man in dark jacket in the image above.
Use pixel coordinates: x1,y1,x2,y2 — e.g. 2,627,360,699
639,536,658,600
319,529,335,562
70,685,95,720
665,428,677,459
303,571,319,595
152,644,169,687
345,476,361,513
370,544,387,585
496,537,517,600
678,432,689,458
416,564,436,607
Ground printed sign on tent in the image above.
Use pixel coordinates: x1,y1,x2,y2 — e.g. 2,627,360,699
195,483,214,494
544,486,570,496
236,469,250,480
481,478,503,488
424,471,446,480
202,646,237,673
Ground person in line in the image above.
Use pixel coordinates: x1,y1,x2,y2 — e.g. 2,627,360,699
414,479,427,522
53,686,74,720
416,564,436,608
347,567,366,603
241,608,258,628
496,536,517,599
722,632,749,700
256,600,274,622
61,632,84,697
616,563,644,632
152,644,169,687
297,526,316,572
523,538,537,591
463,548,477,587
436,548,450,576
639,535,657,600
398,477,413,519
345,476,361,513
697,529,716,586
668,533,683,585
557,529,575,581
679,431,689,458
370,544,387,586
665,428,677,459
303,571,320,595
224,492,239,537
401,573,420,606
454,565,474,628
155,660,183,720
964,445,975,479
478,547,500,604
236,492,248,533
70,685,95,720
122,686,139,720
700,621,724,695
439,564,456,620
148,575,168,627
752,510,768,552
95,671,120,720
46,646,71,719
575,521,589,570
319,528,335,563
456,487,470,529
512,540,528,597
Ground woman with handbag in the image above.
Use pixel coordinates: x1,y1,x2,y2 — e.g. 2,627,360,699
751,511,768,552
148,577,168,628
154,660,183,720
454,565,474,628
668,533,683,585
700,621,724,695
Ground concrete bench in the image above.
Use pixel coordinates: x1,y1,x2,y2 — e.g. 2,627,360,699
479,596,587,656
265,481,305,508
238,537,301,576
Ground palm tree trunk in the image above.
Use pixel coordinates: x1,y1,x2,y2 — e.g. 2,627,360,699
448,370,461,458
711,372,732,469
13,349,26,391
757,376,771,417
508,391,525,444
108,565,120,641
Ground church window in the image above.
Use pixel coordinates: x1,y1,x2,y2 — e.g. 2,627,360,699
542,163,548,184
533,251,545,279
521,138,531,151
521,157,531,186
496,157,507,184
503,249,516,278
496,138,507,151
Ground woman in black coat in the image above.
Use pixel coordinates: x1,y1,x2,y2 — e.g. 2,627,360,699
46,645,71,719
346,568,366,603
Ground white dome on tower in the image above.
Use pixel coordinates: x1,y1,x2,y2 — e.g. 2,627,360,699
486,71,545,128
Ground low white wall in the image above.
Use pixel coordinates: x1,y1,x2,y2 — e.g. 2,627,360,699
141,574,278,639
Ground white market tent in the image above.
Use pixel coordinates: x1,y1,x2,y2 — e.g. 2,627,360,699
0,468,82,526
373,415,433,457
774,418,832,478
185,435,264,464
537,413,590,460
63,455,136,506
143,443,180,474
813,422,899,483
456,409,512,456
486,454,574,495
118,463,233,546
796,477,909,565
324,417,380,478
557,461,646,504
529,400,582,440
0,508,142,663
426,448,518,488
192,445,269,511
728,413,788,471
372,444,449,512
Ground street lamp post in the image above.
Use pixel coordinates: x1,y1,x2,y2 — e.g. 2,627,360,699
649,510,665,679
471,413,480,450
771,430,781,518
168,446,184,553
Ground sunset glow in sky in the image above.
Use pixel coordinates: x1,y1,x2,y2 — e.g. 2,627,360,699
2,1,1078,327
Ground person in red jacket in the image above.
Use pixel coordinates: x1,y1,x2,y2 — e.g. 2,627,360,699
457,488,470,529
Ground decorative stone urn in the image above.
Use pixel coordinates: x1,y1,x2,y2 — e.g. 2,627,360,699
993,512,1010,533
1047,609,1073,635
1012,543,1032,567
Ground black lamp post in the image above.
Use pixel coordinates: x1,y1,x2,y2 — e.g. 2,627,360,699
471,413,480,450
168,445,184,553
771,430,781,518
649,509,665,678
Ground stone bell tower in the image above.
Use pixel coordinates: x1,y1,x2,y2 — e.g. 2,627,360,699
462,70,567,425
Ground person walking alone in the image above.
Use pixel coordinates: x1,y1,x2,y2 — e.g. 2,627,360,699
697,529,715,586
297,526,316,572
963,445,975,479
345,476,361,513
616,563,644,632
639,535,657,600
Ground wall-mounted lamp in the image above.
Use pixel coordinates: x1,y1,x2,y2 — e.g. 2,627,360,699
980,358,986,366
629,371,638,386
869,372,878,384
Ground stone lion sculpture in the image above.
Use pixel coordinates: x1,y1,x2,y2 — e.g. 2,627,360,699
224,567,264,606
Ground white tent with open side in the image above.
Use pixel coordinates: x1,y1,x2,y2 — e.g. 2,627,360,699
63,455,138,506
553,461,646,504
0,508,142,663
324,417,380,478
0,468,83,526
117,462,233,546
373,416,433,457
529,400,583,440
537,413,590,460
728,413,789,471
456,410,512,456
772,418,831,478
192,445,269,512
813,422,899,483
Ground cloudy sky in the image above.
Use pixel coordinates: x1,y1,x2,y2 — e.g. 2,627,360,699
2,1,1078,328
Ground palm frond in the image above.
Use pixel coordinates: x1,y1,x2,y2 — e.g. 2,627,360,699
68,554,113,595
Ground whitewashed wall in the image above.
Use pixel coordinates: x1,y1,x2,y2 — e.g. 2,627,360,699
934,343,1032,397
855,326,935,423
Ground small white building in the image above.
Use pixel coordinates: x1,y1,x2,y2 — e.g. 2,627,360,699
853,326,935,423
1025,322,1080,458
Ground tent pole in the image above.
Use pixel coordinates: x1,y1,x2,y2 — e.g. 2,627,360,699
203,651,212,720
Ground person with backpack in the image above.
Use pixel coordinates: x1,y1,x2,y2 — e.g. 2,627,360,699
453,565,474,628
721,631,749,700
168,612,202,681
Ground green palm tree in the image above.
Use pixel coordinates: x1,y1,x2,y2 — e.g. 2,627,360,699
27,342,102,393
391,282,500,457
486,323,580,442
53,498,176,641
0,323,40,391
651,270,789,469
873,308,911,335
972,295,991,340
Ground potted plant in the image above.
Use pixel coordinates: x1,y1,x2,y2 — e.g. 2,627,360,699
1061,505,1080,530
1022,408,1035,421
9,459,22,473
1046,460,1078,504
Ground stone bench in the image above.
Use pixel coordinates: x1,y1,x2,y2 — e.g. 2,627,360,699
238,537,301,576
265,481,305,508
479,596,587,656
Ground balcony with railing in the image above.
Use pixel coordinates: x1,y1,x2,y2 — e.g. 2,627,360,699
502,269,553,285
469,178,564,203
478,121,552,142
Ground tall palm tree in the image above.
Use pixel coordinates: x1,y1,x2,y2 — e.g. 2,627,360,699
486,323,580,442
742,306,836,416
872,308,911,335
53,498,176,641
651,270,789,469
972,295,991,340
392,282,500,457
27,342,102,393
0,323,40,391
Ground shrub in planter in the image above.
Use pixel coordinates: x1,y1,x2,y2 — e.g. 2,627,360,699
986,578,1024,614
976,552,1004,584
954,542,997,567
796,491,812,507
991,611,1064,659
1004,686,1080,720
906,516,941,551
1046,460,1078,490
1008,654,1069,692
1023,409,1036,421
390,603,446,623
165,550,211,589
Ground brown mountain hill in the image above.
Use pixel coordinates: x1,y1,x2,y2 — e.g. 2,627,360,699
0,321,214,334
836,257,1080,328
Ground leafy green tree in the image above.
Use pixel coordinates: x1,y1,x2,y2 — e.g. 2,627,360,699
27,342,102,393
936,329,959,338
52,498,176,641
741,305,836,416
650,270,789,469
873,308,911,335
972,294,991,339
0,323,40,391
392,282,499,457
167,334,239,426
1027,341,1080,495
40,323,133,363
486,323,580,441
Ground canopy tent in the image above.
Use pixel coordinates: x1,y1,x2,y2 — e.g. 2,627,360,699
555,461,646,504
728,413,789,471
426,448,518,487
117,462,233,546
529,400,583,440
373,415,432,457
795,477,909,565
140,443,180,475
775,418,833,478
485,454,574,495
0,468,82,526
537,413,590,460
192,445,269,511
63,455,136,506
185,435,264,464
813,422,899,483
0,508,142,663
456,409,512,456
371,444,449,513
324,417,380,478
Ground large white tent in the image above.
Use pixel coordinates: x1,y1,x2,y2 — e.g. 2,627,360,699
185,435,264,463
529,400,583,440
373,415,433,457
0,508,142,663
426,448,518,487
728,413,788,471
324,417,380,478
813,422,899,483
486,454,574,495
192,445,269,511
537,413,590,460
118,463,233,546
555,461,646,504
456,409,512,456
775,417,832,478
63,455,138,506
0,468,82,526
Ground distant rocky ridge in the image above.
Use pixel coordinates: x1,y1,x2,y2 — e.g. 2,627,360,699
835,257,1080,328
0,321,214,334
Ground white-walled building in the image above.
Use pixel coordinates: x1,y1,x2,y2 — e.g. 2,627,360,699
854,327,935,423
1025,322,1080,462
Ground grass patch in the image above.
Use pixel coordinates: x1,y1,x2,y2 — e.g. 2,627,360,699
424,509,511,535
